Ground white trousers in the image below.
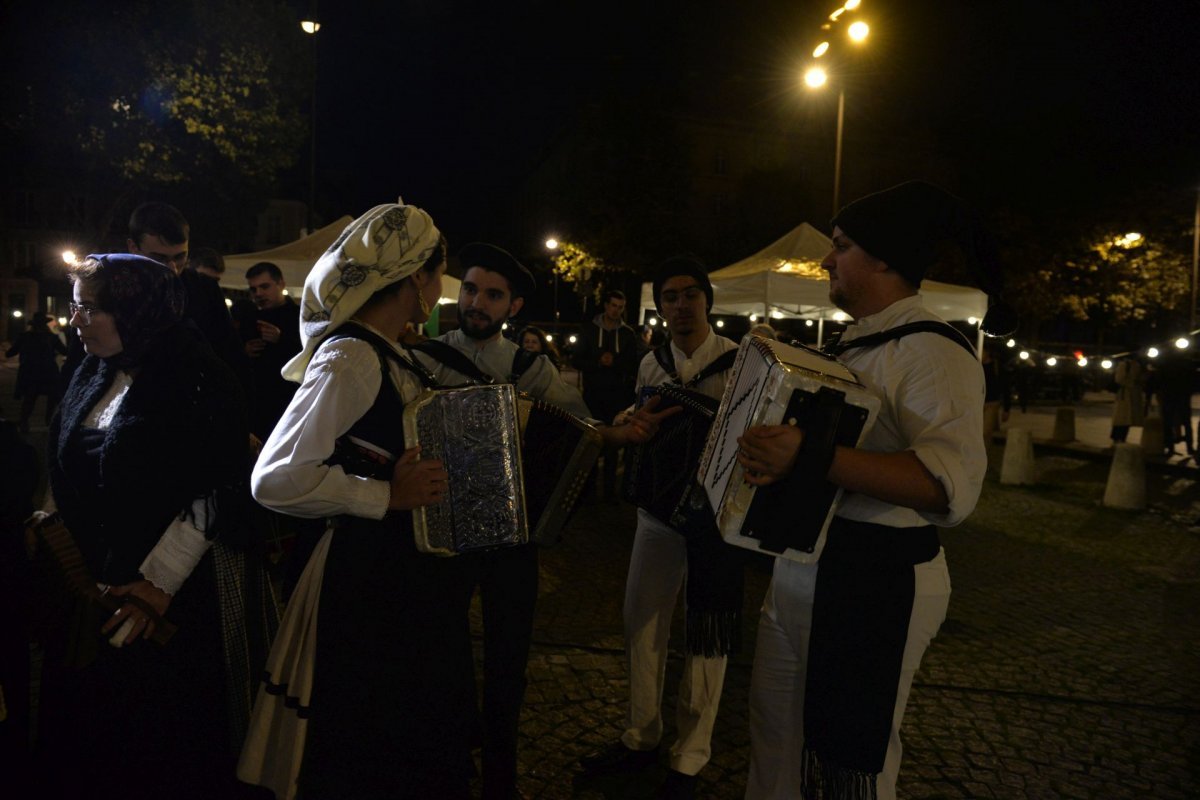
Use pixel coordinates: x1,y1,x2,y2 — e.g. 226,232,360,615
746,549,951,800
622,509,728,776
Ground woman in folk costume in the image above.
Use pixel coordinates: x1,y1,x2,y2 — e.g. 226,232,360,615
38,254,251,799
238,202,473,799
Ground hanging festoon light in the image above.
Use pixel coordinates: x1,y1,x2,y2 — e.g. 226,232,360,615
1101,359,1114,370
1175,337,1190,350
1147,346,1159,358
1045,357,1058,367
1019,350,1029,360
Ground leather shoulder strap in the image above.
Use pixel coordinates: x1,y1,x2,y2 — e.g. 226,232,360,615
828,321,976,359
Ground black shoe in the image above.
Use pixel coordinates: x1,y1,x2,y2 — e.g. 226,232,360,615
655,770,697,799
577,741,659,775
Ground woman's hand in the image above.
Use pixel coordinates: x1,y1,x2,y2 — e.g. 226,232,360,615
736,424,805,486
388,446,450,510
102,580,172,647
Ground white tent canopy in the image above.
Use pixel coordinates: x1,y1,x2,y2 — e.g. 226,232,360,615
220,215,459,302
639,221,988,347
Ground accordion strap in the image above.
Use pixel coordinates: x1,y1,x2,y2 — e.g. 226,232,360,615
409,338,544,385
824,321,976,359
326,323,439,388
654,344,737,387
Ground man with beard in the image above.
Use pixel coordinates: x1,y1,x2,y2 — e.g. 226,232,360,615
410,242,589,800
412,243,668,799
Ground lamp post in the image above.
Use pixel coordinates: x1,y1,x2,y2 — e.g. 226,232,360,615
803,5,870,217
545,237,560,325
301,14,321,235
1191,186,1199,329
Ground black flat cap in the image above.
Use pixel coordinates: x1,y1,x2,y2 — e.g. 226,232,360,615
458,242,536,299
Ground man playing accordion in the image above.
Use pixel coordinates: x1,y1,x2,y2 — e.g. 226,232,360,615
735,181,1015,800
579,256,741,800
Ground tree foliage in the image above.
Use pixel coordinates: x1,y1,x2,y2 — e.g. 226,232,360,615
3,0,307,244
552,241,613,303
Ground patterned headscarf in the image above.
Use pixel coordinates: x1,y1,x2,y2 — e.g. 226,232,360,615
283,201,442,382
82,253,186,368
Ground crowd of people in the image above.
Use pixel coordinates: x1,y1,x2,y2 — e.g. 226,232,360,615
2,182,1153,799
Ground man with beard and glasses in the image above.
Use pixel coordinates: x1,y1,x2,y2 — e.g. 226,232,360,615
411,242,670,800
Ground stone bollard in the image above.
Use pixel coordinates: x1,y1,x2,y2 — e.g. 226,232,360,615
1104,442,1146,509
1051,407,1076,442
1141,415,1165,457
1000,428,1036,485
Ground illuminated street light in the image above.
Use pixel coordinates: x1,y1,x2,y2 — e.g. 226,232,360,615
301,15,321,235
804,66,828,88
225,298,234,307
715,320,725,328
61,250,76,264
648,318,659,326
848,21,870,41
749,313,758,322
770,310,784,319
1019,350,1029,360
12,310,23,319
1046,357,1058,367
546,334,554,342
1175,337,1190,349
1078,357,1089,367
805,319,814,327
1147,346,1159,358
1101,359,1114,369
568,334,578,344
844,0,862,9
829,8,845,21
58,316,68,326
967,316,978,325
545,238,559,250
813,42,830,58
1006,338,1017,348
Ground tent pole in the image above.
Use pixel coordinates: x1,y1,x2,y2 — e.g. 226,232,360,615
976,326,984,361
817,318,825,348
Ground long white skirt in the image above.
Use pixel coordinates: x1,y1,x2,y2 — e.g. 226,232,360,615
237,529,333,800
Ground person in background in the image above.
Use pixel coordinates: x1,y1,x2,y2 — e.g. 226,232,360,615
1110,354,1146,443
574,289,640,501
5,314,66,433
242,261,302,440
519,324,562,368
747,322,777,340
189,246,226,281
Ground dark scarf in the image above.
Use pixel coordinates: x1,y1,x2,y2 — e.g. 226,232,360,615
84,253,187,371
50,323,248,583
800,518,940,799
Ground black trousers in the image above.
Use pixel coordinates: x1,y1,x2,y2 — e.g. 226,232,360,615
463,544,540,799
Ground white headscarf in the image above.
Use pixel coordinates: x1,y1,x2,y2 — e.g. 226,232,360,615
283,201,442,382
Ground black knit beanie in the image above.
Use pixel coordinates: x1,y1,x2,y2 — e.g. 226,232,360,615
832,181,1017,336
652,255,714,314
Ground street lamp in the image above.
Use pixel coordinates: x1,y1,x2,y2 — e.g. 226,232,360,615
802,4,871,216
301,12,320,235
545,236,561,324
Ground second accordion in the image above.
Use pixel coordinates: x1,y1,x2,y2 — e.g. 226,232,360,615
697,335,880,563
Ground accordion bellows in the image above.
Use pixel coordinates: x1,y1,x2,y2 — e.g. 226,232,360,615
698,336,880,563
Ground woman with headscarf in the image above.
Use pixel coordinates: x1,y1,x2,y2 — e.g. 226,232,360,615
239,202,469,799
36,254,249,798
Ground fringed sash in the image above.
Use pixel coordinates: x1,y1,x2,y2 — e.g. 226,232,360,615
800,518,939,799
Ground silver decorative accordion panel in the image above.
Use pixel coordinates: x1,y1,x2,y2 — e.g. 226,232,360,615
404,384,528,555
698,336,880,563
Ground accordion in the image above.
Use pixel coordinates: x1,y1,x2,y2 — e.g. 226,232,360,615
404,384,602,555
622,384,719,530
698,336,880,563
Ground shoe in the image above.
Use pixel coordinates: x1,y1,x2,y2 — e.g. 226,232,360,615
577,741,659,775
655,769,697,799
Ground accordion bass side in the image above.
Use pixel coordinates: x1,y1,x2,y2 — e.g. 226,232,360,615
516,396,603,546
698,336,880,563
405,384,528,556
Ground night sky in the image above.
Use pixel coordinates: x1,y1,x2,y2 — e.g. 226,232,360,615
303,0,1200,236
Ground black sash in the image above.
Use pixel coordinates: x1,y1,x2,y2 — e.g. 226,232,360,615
653,343,738,387
408,338,543,386
823,321,976,359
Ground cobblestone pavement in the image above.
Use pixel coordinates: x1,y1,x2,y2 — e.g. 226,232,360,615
470,447,1200,799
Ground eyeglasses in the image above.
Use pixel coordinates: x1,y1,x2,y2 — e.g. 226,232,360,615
68,301,103,326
